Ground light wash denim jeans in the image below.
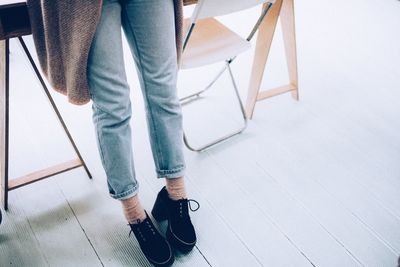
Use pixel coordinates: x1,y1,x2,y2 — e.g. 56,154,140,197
87,0,185,200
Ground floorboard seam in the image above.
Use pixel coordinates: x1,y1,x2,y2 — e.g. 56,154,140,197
15,191,51,267
255,162,366,266
251,107,400,256
185,155,264,267
195,246,213,267
60,190,105,267
303,105,400,221
208,152,317,267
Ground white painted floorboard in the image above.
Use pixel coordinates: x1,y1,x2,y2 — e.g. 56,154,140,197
1,0,400,266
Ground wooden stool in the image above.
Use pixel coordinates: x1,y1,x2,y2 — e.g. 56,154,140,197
245,0,299,119
0,1,92,210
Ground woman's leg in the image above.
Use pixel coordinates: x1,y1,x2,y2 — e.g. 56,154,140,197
121,0,197,253
87,0,148,223
87,1,175,265
120,0,186,182
87,0,141,202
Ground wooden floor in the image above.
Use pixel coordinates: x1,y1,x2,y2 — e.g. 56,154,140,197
1,0,400,266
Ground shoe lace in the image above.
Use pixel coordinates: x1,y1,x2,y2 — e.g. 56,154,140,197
178,199,200,218
128,219,157,242
188,199,200,212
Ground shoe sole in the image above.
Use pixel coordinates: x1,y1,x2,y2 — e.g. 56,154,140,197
166,224,196,253
148,251,175,267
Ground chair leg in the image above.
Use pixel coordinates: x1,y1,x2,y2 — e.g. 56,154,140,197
226,62,248,124
17,37,92,179
179,64,228,104
182,61,247,152
0,39,10,210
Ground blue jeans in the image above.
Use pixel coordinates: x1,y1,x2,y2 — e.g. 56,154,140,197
87,0,185,200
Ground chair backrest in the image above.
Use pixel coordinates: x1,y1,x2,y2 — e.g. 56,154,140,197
191,0,274,22
183,0,275,51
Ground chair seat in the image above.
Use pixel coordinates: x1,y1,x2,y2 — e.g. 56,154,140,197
181,18,251,69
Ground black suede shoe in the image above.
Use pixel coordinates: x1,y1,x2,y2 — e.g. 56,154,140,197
129,211,174,267
151,186,199,253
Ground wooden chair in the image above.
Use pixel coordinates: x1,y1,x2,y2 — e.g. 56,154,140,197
180,0,276,152
0,1,91,210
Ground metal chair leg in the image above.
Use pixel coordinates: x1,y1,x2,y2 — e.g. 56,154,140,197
18,37,92,179
179,64,229,104
182,61,248,152
226,62,248,123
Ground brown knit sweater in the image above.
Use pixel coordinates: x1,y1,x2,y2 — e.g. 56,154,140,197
26,0,196,105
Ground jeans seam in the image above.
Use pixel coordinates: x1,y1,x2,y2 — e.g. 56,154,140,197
93,107,107,170
111,183,139,200
122,7,165,171
157,165,185,178
157,164,185,174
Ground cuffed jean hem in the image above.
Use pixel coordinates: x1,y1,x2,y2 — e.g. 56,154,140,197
157,165,186,179
110,183,139,200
